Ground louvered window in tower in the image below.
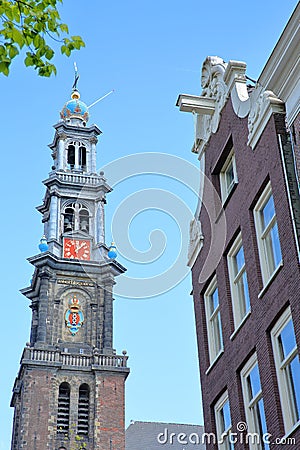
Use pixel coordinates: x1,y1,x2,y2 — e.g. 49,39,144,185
57,383,70,434
78,384,89,435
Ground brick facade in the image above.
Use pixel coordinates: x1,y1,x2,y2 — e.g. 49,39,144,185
191,97,300,449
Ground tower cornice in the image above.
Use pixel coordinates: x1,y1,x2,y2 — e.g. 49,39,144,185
48,122,102,150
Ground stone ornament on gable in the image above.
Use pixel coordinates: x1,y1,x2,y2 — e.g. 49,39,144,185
195,56,228,155
247,85,285,149
188,218,204,267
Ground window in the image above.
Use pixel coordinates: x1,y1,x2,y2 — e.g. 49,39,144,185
79,145,87,169
79,208,89,233
254,182,282,286
67,144,75,169
63,207,75,232
78,384,89,435
57,382,70,434
241,354,269,450
204,277,223,364
215,391,234,449
66,141,87,171
227,233,251,329
271,308,300,432
63,202,90,234
220,149,238,203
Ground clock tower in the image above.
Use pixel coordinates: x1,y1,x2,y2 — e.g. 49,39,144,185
10,83,129,450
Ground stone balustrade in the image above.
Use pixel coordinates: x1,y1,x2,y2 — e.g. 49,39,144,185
51,171,102,186
21,347,128,369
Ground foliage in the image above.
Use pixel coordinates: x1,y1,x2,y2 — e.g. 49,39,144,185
0,0,85,76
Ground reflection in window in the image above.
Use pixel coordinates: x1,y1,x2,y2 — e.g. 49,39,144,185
272,309,300,431
227,233,251,329
241,355,269,450
254,182,282,286
215,392,234,450
204,277,223,364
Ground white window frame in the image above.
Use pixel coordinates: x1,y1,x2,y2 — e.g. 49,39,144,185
271,307,300,433
253,182,282,286
215,391,234,450
220,149,238,203
227,233,251,330
204,276,223,365
240,353,269,450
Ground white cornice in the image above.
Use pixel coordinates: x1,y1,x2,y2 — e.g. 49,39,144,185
176,94,215,115
258,3,300,125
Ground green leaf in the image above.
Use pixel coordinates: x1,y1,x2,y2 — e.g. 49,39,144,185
33,34,42,49
60,23,69,33
24,53,34,67
45,47,54,60
9,45,19,59
0,61,10,76
61,45,71,56
0,45,6,56
12,28,25,48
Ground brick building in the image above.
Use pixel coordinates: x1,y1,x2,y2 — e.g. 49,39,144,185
10,83,129,449
177,4,300,450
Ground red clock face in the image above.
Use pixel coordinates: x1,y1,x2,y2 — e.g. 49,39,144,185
63,238,91,260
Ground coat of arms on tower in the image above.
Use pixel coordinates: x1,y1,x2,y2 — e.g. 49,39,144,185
65,295,84,335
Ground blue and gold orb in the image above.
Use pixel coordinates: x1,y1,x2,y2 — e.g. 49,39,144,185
60,90,89,124
38,235,48,253
108,242,117,259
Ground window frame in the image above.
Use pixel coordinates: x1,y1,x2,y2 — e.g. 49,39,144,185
240,353,269,450
227,233,251,330
220,149,238,203
271,307,300,433
253,182,282,286
204,276,224,365
214,391,234,450
78,383,90,436
57,382,71,435
62,202,90,234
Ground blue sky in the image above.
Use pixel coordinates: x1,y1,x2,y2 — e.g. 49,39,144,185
0,0,298,447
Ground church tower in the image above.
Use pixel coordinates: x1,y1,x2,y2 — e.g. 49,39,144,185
10,79,129,450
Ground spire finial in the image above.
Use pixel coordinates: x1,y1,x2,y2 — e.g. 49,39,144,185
72,62,80,92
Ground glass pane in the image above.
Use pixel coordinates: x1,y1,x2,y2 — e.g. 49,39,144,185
218,313,223,350
226,162,235,190
278,319,296,360
248,364,261,399
222,400,231,431
270,223,282,267
210,288,219,314
242,272,251,312
236,270,250,319
290,355,300,422
257,399,269,450
235,246,245,273
262,195,275,229
263,232,276,274
213,314,223,354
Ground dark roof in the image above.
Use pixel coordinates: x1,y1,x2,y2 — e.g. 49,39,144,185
125,421,206,450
